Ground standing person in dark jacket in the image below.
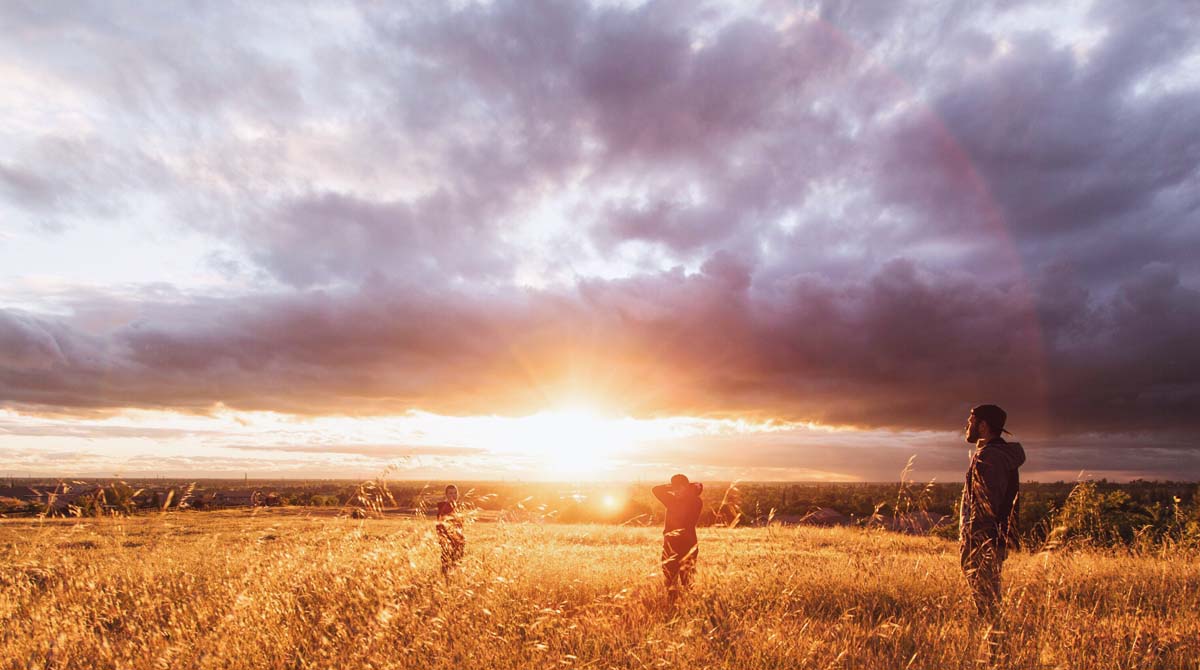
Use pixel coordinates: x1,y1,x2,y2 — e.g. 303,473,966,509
652,474,703,605
960,404,1026,616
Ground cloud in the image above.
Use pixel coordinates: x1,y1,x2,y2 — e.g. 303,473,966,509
0,137,166,232
0,311,69,369
227,444,484,458
246,190,515,287
0,0,1196,461
0,420,215,439
926,15,1200,283
0,254,1194,442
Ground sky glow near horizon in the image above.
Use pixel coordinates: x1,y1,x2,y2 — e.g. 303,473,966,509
1,1,1198,482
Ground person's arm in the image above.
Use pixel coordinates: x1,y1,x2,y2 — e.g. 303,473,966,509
652,485,673,507
436,501,450,522
971,451,1011,528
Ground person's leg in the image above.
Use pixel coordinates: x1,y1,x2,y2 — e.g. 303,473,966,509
438,530,453,577
962,538,1001,616
678,544,697,590
975,552,1002,615
959,538,974,605
662,541,680,603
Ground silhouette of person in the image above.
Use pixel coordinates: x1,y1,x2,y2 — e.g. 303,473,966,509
960,404,1025,616
652,474,703,605
436,484,465,577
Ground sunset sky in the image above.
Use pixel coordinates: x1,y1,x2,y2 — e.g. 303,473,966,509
2,1,1197,482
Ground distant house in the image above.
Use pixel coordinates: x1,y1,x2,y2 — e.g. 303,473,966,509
0,484,97,513
799,507,852,526
132,488,186,510
0,486,41,512
765,508,852,527
0,486,42,502
868,510,950,534
210,490,263,508
133,489,164,509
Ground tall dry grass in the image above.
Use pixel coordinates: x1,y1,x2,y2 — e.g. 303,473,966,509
1,511,1197,669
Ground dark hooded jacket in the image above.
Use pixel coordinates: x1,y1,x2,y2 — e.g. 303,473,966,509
960,437,1026,558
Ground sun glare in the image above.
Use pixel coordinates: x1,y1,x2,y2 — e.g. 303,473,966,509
517,408,631,477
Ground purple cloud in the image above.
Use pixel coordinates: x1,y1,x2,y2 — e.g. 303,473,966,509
0,0,1196,463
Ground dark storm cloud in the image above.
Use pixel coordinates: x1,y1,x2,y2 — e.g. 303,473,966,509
1036,263,1200,433
0,255,1193,440
1,0,1197,457
0,311,68,369
372,0,1050,275
928,9,1200,283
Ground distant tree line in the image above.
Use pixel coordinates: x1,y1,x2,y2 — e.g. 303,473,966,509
5,477,1199,549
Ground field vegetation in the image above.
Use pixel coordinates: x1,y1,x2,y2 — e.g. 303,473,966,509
7,477,1200,549
3,499,1199,669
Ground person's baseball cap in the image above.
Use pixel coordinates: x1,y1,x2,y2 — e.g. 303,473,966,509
971,404,1010,434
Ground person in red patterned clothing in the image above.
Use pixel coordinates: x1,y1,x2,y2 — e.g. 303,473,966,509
436,484,465,578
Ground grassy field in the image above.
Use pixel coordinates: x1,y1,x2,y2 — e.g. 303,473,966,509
2,511,1198,670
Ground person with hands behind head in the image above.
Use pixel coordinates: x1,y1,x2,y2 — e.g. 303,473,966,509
652,474,703,606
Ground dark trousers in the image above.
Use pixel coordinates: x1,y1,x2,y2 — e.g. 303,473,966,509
662,538,697,599
960,535,1004,615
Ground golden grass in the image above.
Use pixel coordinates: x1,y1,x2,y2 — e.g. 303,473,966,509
2,511,1198,669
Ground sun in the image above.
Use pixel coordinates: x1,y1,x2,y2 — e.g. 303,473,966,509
518,407,632,478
